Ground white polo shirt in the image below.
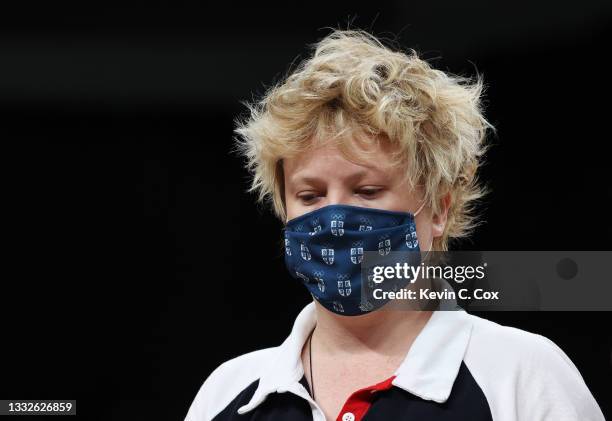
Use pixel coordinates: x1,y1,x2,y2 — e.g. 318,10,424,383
185,302,605,421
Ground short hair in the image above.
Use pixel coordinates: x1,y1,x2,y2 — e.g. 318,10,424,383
234,29,494,250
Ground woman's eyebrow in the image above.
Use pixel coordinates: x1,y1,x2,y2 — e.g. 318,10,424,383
286,175,326,194
288,174,324,187
289,169,389,187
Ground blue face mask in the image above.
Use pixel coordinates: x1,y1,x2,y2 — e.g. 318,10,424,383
283,203,425,316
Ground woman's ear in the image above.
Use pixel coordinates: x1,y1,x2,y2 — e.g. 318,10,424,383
431,192,451,237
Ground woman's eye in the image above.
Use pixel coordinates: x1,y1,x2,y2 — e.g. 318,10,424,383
356,188,383,198
297,192,320,204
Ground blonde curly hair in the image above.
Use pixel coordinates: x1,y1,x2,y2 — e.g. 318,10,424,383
234,29,495,250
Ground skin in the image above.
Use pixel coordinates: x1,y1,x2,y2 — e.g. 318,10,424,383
283,140,451,421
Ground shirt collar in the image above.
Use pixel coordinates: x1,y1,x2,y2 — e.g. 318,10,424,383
238,301,473,414
391,308,473,402
237,302,316,414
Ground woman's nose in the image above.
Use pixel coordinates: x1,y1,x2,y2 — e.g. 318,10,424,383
325,189,354,207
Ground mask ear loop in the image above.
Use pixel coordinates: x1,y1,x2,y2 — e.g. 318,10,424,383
412,199,434,256
413,200,427,217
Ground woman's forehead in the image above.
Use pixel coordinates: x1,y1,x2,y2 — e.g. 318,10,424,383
283,141,402,184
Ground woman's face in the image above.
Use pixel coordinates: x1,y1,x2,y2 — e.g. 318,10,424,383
283,142,448,251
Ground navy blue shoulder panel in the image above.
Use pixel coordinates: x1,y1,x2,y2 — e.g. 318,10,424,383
363,362,493,420
211,379,312,421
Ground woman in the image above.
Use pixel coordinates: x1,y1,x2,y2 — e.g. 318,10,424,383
185,29,604,421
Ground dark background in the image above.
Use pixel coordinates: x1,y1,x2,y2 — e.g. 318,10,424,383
1,1,611,420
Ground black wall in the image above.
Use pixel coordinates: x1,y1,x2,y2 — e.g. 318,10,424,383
1,2,611,420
